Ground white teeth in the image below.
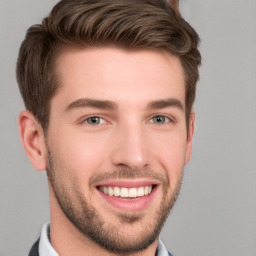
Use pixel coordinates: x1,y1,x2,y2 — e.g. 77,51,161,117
145,186,149,195
120,187,129,197
108,187,114,196
137,187,144,197
100,185,153,198
113,187,120,197
129,188,137,197
103,187,108,194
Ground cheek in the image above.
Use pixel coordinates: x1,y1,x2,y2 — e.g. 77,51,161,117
152,133,187,186
50,129,112,180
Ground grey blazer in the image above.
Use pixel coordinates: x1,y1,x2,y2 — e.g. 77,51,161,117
28,239,39,256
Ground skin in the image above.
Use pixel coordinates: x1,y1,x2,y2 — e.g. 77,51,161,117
19,47,195,256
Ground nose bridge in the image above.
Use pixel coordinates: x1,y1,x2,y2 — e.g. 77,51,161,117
111,120,149,169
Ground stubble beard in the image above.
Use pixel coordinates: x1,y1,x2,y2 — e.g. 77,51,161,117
46,151,183,254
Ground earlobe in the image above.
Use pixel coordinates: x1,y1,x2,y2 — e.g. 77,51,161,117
18,110,47,171
185,112,195,164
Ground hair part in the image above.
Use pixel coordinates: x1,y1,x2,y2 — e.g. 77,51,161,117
17,0,201,130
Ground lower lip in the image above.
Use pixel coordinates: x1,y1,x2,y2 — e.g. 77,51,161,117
97,186,157,212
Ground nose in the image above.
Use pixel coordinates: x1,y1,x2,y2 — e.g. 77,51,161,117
110,124,150,170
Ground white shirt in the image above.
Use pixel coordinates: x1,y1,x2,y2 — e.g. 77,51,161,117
39,223,170,256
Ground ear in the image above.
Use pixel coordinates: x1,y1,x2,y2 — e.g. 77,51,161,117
185,111,195,164
18,110,48,171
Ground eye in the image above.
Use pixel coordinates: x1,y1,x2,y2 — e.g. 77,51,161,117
85,116,106,125
150,115,172,124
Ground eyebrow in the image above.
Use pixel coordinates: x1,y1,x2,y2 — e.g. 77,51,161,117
147,98,184,111
65,97,184,112
65,98,118,111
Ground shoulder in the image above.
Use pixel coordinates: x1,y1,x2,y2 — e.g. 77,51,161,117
28,238,40,256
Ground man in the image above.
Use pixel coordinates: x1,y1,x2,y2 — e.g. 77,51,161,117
16,0,201,255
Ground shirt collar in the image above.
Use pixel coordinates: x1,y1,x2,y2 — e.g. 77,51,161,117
39,223,170,256
39,223,59,256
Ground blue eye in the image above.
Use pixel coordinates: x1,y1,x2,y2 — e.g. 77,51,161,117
151,115,170,124
85,116,104,125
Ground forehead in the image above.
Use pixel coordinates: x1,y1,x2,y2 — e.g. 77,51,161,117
53,46,185,108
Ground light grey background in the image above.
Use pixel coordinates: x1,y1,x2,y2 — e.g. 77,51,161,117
1,0,255,255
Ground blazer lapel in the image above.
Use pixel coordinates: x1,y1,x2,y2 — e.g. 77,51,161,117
28,238,40,256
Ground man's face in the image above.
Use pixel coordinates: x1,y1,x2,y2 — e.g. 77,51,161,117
46,47,193,253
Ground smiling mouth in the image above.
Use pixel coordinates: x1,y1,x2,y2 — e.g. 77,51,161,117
98,185,155,198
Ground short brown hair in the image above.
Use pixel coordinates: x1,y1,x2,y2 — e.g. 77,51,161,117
16,0,201,130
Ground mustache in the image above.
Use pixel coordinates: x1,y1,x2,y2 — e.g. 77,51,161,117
89,167,169,187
